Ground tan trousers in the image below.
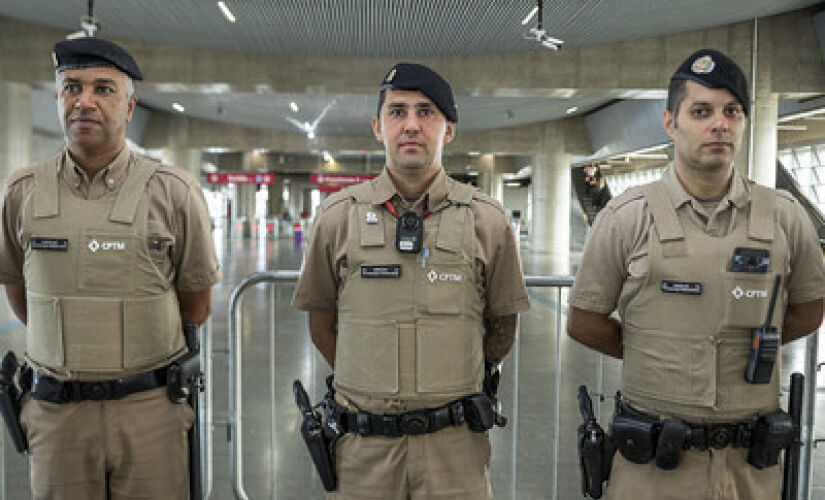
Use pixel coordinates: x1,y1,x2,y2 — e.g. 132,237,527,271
604,447,781,500
327,425,493,500
20,387,193,500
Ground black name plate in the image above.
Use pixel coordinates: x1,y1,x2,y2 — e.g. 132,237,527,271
361,265,401,279
30,237,68,252
660,280,702,295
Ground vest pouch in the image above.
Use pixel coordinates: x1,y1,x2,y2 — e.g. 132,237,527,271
715,335,780,415
122,291,183,369
26,294,63,368
419,262,467,315
416,317,482,394
62,296,122,371
79,231,136,292
335,317,399,395
622,329,715,407
609,413,657,464
721,273,775,329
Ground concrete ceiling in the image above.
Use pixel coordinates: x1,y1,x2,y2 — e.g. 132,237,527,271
0,0,819,58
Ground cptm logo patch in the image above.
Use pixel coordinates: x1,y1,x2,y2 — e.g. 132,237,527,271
88,239,126,253
731,286,768,300
426,269,463,283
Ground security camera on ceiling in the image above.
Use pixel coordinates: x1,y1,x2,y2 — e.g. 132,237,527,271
67,0,100,39
523,1,564,51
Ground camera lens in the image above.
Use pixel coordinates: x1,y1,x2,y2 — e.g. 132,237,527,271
402,214,420,229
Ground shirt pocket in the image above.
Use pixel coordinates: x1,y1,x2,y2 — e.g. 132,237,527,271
721,272,777,329
78,230,137,292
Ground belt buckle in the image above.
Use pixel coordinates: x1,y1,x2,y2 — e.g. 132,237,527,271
81,381,113,401
707,426,733,449
399,411,429,436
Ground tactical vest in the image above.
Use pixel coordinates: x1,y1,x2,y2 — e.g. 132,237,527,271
21,153,183,376
334,180,485,402
622,180,787,422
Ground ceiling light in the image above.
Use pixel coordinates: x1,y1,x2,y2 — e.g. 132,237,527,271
322,151,333,162
777,125,808,131
468,151,481,157
566,106,578,114
307,131,315,140
217,1,236,23
171,102,185,113
505,181,522,187
521,6,538,25
290,102,299,113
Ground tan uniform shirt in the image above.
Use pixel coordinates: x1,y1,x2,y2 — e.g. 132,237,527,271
0,147,221,292
570,165,825,317
293,167,530,317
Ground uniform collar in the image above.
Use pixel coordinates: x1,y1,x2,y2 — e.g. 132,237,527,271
371,167,450,211
61,146,131,191
661,163,750,211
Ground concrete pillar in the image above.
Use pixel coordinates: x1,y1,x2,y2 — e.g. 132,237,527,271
161,147,203,180
0,82,32,176
530,123,570,274
477,154,496,196
492,172,504,204
268,175,285,218
750,22,778,187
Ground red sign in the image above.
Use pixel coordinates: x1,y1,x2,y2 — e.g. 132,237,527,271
206,172,275,184
310,173,377,193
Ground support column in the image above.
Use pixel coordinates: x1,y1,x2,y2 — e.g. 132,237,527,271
0,82,32,177
477,153,496,197
750,21,778,187
161,147,203,180
530,122,570,274
268,175,285,218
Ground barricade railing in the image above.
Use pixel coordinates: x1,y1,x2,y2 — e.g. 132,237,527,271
223,270,820,500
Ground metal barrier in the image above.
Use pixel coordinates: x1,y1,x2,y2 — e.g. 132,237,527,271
224,270,821,500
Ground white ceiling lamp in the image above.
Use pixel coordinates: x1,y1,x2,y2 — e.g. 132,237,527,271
171,102,185,112
289,101,299,113
285,100,336,142
565,106,578,114
524,0,564,51
217,1,236,23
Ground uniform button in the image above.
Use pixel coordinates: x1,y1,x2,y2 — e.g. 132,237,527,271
107,178,115,187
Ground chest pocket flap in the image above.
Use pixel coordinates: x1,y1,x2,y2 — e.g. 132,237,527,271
357,205,385,247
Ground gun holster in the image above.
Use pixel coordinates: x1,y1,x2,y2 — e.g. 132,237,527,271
0,351,28,454
295,377,341,492
578,419,616,498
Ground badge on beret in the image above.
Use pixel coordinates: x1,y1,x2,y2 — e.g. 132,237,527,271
691,55,715,75
385,68,396,83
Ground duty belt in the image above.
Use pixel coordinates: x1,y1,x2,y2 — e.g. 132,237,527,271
32,368,168,403
338,399,468,437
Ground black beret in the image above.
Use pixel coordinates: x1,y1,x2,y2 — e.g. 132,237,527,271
380,62,457,123
53,37,143,81
671,48,748,116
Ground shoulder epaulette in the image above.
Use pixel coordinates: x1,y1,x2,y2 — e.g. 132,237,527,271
3,165,37,189
470,190,506,215
319,188,355,212
605,185,646,212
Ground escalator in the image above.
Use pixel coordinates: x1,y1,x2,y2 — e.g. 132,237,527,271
572,166,611,226
776,160,825,246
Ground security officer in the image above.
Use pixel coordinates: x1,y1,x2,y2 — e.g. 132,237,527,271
568,48,825,499
0,37,220,499
292,62,530,499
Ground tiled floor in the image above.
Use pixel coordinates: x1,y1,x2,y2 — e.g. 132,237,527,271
0,217,823,499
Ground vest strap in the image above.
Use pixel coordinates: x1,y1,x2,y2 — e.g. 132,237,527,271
748,185,775,242
33,159,60,218
109,155,159,224
642,182,686,257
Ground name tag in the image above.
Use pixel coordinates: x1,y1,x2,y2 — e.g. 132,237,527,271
660,280,702,295
30,237,68,252
361,265,401,279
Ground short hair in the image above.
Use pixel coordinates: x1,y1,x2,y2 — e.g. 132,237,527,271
55,69,135,99
666,78,688,127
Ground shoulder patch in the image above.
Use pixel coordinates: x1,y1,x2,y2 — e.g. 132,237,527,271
154,163,197,187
